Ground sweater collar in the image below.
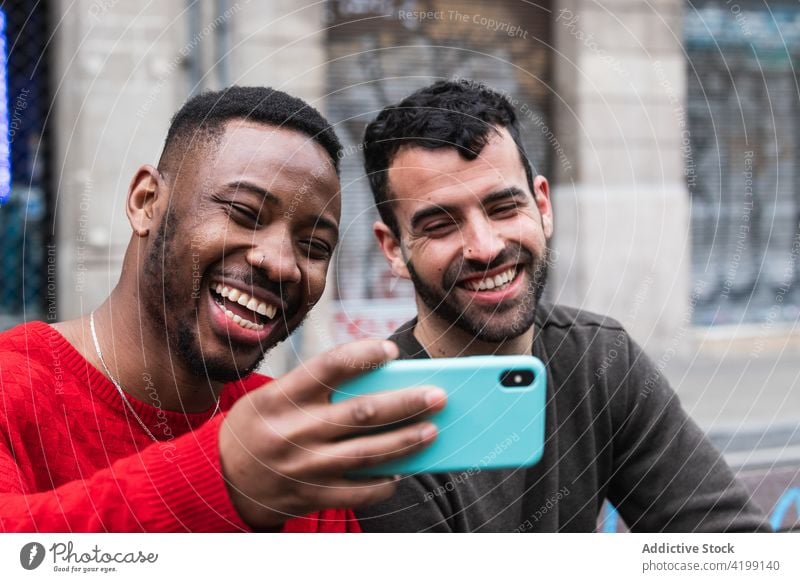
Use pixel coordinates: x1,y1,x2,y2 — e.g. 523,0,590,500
25,321,248,435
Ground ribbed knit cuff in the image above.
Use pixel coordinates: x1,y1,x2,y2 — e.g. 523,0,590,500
133,414,252,532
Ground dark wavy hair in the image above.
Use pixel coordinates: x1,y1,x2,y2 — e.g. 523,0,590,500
363,79,533,237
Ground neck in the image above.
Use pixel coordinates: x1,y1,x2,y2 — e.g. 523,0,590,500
56,289,224,413
412,301,535,358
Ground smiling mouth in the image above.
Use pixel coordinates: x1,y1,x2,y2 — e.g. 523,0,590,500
209,283,279,331
459,266,518,292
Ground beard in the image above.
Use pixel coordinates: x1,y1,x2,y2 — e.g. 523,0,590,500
406,242,549,343
142,213,294,383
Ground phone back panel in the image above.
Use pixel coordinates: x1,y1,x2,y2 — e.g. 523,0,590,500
331,355,546,476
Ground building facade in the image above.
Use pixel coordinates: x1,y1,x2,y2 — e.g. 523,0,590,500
2,0,797,373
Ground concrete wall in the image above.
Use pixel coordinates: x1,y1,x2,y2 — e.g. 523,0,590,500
53,1,184,320
550,0,691,357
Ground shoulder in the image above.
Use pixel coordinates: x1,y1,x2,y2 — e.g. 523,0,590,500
0,324,68,427
535,301,630,357
536,301,626,334
0,322,61,382
534,302,649,403
0,321,49,352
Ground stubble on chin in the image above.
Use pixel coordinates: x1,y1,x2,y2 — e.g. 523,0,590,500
406,246,549,343
174,321,268,383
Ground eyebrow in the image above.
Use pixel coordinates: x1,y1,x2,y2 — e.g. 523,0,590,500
223,180,280,205
409,203,460,232
409,187,529,231
225,180,340,240
480,186,528,207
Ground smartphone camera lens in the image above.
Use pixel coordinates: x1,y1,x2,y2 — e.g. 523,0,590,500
500,369,534,388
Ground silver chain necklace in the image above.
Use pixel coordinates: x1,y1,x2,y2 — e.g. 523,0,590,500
89,311,220,442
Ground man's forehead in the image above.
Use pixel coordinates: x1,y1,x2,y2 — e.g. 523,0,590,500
165,120,339,217
202,121,339,188
387,129,523,197
215,120,324,160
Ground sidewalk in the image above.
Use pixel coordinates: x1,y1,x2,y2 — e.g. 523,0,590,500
667,350,800,434
607,347,799,532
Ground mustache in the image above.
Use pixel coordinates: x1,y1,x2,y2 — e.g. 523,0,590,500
217,267,295,312
444,244,535,285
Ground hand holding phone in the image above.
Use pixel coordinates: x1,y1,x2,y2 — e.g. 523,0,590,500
331,355,547,476
219,340,446,529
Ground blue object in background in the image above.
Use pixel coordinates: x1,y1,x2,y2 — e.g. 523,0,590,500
0,10,10,206
599,502,620,533
0,2,49,323
770,487,800,531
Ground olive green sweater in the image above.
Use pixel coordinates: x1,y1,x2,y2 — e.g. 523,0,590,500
356,303,771,532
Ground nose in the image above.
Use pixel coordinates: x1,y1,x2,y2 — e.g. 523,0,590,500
462,213,505,265
250,226,301,284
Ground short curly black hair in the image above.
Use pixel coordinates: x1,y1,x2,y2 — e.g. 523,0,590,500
158,85,342,177
363,79,533,237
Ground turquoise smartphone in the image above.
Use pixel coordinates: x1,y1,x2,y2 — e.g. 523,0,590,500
330,355,546,477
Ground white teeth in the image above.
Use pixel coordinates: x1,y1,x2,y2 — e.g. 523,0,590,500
220,304,264,331
213,283,279,327
464,267,517,292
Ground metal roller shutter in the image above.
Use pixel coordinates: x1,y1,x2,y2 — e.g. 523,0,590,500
686,0,800,326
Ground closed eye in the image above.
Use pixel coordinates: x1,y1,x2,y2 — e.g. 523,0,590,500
422,219,457,237
226,203,261,226
299,238,332,260
489,203,520,218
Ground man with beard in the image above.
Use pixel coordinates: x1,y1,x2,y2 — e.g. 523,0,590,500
354,80,770,532
0,86,445,532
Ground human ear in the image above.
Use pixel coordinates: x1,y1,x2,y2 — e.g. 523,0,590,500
373,221,411,280
125,165,164,237
533,175,553,238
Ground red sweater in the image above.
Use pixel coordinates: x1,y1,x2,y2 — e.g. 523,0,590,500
0,321,360,532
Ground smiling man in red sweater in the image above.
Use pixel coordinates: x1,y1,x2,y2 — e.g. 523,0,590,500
0,86,445,532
